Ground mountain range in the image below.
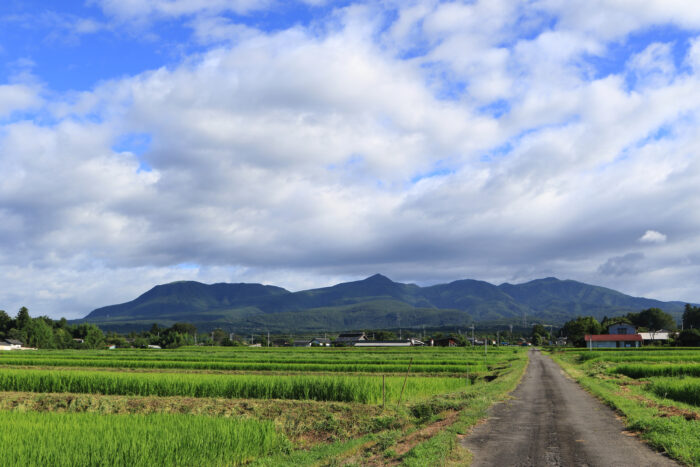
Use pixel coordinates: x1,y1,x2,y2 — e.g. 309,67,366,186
75,274,688,333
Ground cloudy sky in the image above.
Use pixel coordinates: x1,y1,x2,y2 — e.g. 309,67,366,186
2,0,700,319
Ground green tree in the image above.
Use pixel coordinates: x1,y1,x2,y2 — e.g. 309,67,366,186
562,316,602,347
161,332,193,349
211,328,227,344
84,325,105,349
683,304,700,329
16,307,30,329
677,329,700,346
0,310,12,337
626,308,676,331
53,328,74,349
26,318,56,349
170,323,197,336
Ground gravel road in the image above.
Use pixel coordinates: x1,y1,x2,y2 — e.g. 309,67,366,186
462,349,679,466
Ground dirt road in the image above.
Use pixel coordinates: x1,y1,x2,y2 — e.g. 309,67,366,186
462,349,678,466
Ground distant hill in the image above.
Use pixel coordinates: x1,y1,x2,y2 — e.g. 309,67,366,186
74,274,688,332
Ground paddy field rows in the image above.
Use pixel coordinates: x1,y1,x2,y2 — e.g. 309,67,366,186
0,346,528,466
549,347,700,466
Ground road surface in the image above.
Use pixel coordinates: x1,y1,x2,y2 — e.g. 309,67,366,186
462,349,678,466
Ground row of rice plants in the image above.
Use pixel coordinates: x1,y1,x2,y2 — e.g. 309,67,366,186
646,378,700,406
0,410,288,466
0,357,486,374
612,364,700,378
7,347,519,363
0,368,467,403
0,356,486,373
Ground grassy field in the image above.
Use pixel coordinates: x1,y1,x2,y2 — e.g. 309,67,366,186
549,347,700,466
0,345,528,466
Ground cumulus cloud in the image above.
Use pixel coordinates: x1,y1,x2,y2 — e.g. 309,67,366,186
639,230,668,244
4,1,700,317
0,84,42,117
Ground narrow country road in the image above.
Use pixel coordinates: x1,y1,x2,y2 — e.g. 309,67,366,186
462,349,678,467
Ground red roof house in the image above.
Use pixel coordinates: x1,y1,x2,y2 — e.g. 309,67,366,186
584,334,642,349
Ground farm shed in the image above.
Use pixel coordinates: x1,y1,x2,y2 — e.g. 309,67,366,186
354,338,425,347
638,330,672,343
310,338,331,346
335,332,367,345
584,334,642,349
0,339,23,350
293,340,312,347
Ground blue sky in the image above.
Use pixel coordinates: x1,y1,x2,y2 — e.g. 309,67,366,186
2,0,700,318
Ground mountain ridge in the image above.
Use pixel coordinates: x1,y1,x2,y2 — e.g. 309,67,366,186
76,275,688,332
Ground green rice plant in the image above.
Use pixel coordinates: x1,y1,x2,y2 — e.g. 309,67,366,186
647,378,700,406
0,356,480,374
613,364,700,378
0,368,467,403
0,410,289,466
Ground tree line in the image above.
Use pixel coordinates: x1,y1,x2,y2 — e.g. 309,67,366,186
560,305,700,347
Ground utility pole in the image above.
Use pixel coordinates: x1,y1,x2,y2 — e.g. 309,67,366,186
267,331,270,347
470,325,475,345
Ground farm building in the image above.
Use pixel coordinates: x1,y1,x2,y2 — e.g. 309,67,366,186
354,338,425,347
607,323,636,334
431,337,457,347
310,338,331,346
335,332,367,345
584,334,642,348
638,330,673,343
0,339,23,350
293,340,312,347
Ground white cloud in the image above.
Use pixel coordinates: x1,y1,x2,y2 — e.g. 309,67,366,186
639,230,668,244
0,84,42,117
6,1,700,318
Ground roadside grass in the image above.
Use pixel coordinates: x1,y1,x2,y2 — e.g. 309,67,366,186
550,350,700,466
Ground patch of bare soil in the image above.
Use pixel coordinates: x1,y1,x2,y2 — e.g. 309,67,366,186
358,410,460,466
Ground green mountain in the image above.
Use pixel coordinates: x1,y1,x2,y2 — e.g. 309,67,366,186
75,274,688,333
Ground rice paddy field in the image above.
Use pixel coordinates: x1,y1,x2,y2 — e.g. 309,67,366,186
0,345,528,466
549,347,700,466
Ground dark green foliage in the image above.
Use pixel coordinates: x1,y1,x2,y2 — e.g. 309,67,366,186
16,306,30,329
626,308,676,331
683,304,700,330
562,316,602,347
677,329,700,346
0,310,12,337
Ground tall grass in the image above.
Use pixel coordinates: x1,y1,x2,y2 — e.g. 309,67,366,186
647,378,700,406
612,364,700,378
0,356,483,374
0,410,288,466
0,368,466,403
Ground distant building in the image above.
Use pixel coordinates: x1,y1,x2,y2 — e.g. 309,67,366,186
310,338,331,347
638,330,673,343
0,339,22,350
354,338,424,347
293,339,312,347
147,344,162,349
335,332,367,345
584,334,642,348
432,337,457,347
607,323,636,335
